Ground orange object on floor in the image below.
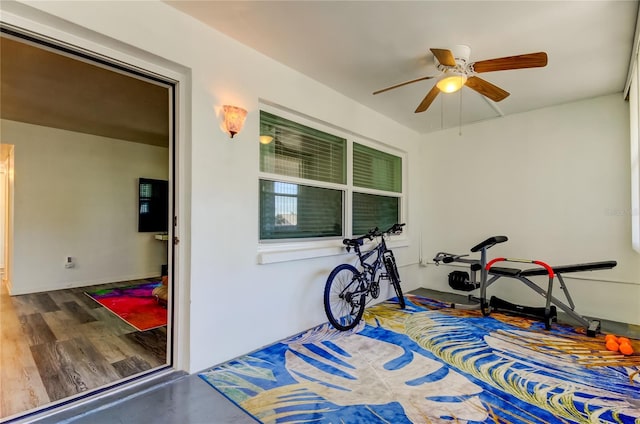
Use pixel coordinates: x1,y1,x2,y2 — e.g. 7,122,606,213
605,339,620,352
604,334,618,342
619,342,634,356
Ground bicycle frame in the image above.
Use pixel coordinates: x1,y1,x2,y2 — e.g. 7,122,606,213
347,231,397,301
356,240,385,280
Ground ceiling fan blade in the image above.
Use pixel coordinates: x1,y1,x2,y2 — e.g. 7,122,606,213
465,76,510,102
415,85,440,113
471,52,548,73
372,75,435,95
430,48,456,67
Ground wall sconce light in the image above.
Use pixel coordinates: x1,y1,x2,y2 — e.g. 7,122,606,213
223,105,248,138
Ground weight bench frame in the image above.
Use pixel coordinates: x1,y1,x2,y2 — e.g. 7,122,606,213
433,236,617,336
482,259,617,336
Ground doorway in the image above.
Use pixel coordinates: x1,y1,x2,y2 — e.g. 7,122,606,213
0,29,176,421
0,144,12,288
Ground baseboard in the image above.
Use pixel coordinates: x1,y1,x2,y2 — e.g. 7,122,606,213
2,277,12,294
8,272,161,295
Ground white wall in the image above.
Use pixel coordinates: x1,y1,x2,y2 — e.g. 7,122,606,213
421,94,640,325
4,1,424,372
629,59,640,252
0,119,169,294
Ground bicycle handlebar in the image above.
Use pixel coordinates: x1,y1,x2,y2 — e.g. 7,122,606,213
371,223,405,237
342,223,405,251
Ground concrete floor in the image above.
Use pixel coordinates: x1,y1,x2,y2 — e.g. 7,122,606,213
28,372,255,424
21,288,640,424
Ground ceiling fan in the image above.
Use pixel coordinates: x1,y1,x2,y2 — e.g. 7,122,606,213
373,45,548,113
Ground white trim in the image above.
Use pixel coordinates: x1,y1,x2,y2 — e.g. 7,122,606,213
258,236,410,265
258,172,347,192
624,5,640,253
624,4,640,99
632,58,640,253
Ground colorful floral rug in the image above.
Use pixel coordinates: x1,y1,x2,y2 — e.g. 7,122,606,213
199,294,640,423
85,281,166,331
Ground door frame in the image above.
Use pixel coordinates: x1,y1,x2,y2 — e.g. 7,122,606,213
0,5,191,421
0,145,14,291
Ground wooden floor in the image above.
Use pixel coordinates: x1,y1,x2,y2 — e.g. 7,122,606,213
0,279,167,420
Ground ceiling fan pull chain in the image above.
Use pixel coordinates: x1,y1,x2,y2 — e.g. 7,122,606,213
440,94,444,129
458,88,463,136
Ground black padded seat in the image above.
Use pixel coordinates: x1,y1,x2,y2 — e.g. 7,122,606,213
488,267,521,277
520,261,617,277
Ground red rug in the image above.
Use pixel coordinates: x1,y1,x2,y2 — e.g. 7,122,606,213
85,281,167,331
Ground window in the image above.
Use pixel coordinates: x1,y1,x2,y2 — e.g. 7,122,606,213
352,193,400,236
259,110,404,242
352,143,402,235
259,180,342,239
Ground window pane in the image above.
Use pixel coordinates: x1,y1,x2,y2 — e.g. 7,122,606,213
260,111,346,184
353,143,401,193
352,192,399,236
260,180,343,240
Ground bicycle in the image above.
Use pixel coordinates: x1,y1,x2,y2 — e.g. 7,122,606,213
324,223,406,331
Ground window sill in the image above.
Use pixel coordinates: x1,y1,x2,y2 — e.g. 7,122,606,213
257,237,410,264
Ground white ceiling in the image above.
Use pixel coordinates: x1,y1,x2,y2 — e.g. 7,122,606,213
0,35,170,146
167,1,639,134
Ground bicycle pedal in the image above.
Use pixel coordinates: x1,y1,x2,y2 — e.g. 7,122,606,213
370,282,380,299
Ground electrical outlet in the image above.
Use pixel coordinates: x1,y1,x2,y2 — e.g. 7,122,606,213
65,256,75,268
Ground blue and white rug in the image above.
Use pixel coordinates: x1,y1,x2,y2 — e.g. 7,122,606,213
199,295,640,423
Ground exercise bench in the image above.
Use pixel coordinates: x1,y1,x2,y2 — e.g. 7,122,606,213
433,236,617,336
483,258,617,336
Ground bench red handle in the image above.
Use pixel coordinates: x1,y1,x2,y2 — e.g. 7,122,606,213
486,257,555,278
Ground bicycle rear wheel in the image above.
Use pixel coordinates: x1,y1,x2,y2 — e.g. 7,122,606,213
324,264,365,331
384,253,405,309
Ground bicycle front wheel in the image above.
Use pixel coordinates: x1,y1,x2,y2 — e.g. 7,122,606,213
324,264,365,331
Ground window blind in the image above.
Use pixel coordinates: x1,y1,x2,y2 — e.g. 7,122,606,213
353,143,401,193
352,192,399,236
260,180,343,240
260,111,346,185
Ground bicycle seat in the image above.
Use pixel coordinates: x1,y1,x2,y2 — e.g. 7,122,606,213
343,238,364,247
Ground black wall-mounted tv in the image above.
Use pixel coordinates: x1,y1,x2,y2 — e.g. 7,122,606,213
138,178,168,232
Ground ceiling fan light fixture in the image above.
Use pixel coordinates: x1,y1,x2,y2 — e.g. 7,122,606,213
260,123,274,144
259,135,274,144
436,72,467,94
